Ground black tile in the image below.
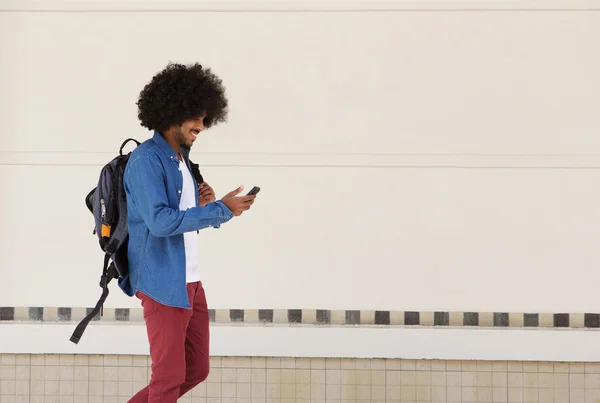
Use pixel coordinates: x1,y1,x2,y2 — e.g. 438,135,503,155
404,311,420,326
58,307,72,322
316,310,331,325
463,312,479,326
524,313,539,327
0,307,14,321
434,312,449,326
554,313,569,328
230,309,244,322
259,309,273,323
374,311,390,325
29,307,44,321
345,310,360,325
585,313,600,328
208,309,216,322
287,310,302,323
86,308,101,321
494,313,509,327
115,308,129,321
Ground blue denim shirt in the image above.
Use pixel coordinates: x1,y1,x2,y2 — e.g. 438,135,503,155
118,131,234,308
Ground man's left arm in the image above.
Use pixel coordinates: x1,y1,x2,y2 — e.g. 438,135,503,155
198,182,216,207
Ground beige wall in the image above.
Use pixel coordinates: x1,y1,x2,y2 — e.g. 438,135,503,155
2,0,599,312
1,0,600,363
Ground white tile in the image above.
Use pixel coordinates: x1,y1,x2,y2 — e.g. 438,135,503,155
59,354,75,366
0,365,16,380
237,368,252,383
30,395,45,403
89,355,104,366
132,366,147,382
251,357,266,369
45,380,59,396
15,355,30,366
416,371,431,386
118,367,133,381
103,366,119,382
14,380,29,395
74,355,89,366
302,309,317,324
310,369,325,384
30,355,45,366
494,387,508,403
340,384,355,399
104,355,119,366
296,369,310,384
132,355,148,367
59,380,74,395
280,358,295,369
60,365,75,381
118,355,133,367
222,368,237,383
237,391,255,403
266,358,281,369
30,380,45,395
45,355,59,366
325,384,341,399
252,382,266,398
118,381,133,396
103,380,118,396
74,366,89,381
387,385,401,400
74,380,89,396
244,309,259,323
89,367,104,381
89,381,103,396
326,370,341,385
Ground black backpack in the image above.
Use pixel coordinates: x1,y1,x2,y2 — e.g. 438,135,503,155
70,139,203,344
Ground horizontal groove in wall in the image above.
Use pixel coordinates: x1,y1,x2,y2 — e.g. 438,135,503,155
3,151,600,168
3,307,600,330
1,0,599,12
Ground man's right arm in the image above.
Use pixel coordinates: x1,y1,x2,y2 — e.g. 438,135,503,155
125,154,234,237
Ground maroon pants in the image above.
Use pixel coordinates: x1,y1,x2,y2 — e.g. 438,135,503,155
129,282,210,403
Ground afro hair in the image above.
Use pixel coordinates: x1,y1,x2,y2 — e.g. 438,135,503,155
136,62,228,133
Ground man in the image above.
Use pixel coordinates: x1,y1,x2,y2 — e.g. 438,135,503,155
121,62,256,403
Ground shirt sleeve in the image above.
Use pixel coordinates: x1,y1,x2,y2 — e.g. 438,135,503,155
124,153,234,237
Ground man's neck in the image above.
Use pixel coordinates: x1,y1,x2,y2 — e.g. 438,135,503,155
161,132,183,160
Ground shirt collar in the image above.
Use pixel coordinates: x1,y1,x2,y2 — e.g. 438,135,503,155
152,131,179,162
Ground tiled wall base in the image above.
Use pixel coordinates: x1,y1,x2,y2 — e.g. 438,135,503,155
1,354,599,403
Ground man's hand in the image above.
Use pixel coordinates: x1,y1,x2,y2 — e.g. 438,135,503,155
221,186,256,216
198,182,216,207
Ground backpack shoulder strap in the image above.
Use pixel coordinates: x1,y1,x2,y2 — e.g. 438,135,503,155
119,138,141,155
70,254,117,344
180,145,204,184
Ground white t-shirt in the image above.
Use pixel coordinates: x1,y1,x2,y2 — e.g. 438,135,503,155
179,159,200,283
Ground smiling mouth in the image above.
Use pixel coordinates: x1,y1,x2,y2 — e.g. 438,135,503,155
190,129,200,139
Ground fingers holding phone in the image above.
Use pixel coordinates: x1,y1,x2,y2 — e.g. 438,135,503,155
221,185,259,216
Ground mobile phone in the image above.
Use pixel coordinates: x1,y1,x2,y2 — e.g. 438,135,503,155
247,186,261,196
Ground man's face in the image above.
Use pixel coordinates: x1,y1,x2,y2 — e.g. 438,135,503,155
174,113,207,148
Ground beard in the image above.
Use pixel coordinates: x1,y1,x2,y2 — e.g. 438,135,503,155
174,127,191,147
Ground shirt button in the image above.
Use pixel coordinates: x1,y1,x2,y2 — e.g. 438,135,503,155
178,190,181,194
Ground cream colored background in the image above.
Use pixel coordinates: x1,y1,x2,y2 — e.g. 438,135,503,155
1,1,599,316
